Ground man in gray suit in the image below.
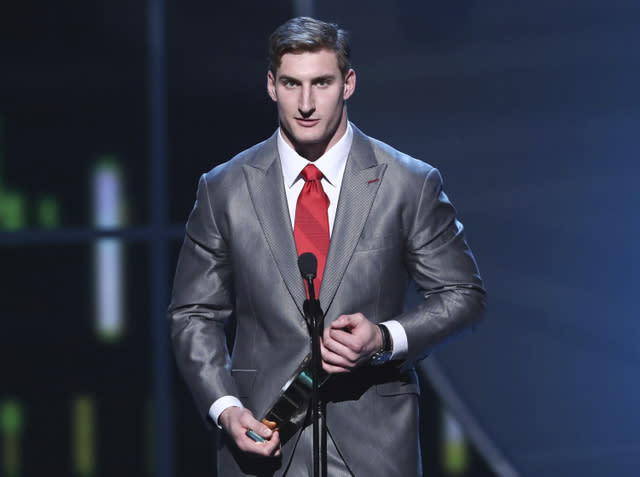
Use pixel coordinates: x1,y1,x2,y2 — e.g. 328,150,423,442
169,16,485,476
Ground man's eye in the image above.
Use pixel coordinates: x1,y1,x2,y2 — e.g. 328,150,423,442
284,80,298,88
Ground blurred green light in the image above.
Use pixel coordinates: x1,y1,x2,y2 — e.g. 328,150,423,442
1,399,24,477
72,395,96,477
443,442,468,475
0,190,26,230
37,197,60,228
441,408,469,475
0,399,24,434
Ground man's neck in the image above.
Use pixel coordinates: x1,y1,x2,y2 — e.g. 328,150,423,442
294,142,329,162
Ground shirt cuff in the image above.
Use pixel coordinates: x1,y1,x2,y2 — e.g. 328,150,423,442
208,396,244,429
380,320,408,360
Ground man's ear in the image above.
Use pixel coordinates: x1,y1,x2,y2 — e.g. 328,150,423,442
267,71,278,102
343,69,356,100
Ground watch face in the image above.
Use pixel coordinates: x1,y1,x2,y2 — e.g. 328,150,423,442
371,350,392,365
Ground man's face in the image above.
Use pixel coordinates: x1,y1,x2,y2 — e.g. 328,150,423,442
267,49,356,160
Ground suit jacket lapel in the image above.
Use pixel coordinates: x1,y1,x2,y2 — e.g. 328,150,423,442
320,126,387,313
242,134,308,317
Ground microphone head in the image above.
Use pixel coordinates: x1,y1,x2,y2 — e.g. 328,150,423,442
298,253,317,280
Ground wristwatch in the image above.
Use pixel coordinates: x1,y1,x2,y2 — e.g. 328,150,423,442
370,324,392,366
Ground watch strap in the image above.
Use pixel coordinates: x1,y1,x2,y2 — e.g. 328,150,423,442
370,324,392,366
378,323,391,352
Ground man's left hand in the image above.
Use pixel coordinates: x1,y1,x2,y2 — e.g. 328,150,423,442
320,313,383,374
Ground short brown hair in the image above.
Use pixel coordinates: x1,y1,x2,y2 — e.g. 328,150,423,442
268,17,351,77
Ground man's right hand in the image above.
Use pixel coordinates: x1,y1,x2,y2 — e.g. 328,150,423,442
218,406,281,457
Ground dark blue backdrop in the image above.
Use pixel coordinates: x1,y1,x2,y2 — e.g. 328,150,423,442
318,2,639,476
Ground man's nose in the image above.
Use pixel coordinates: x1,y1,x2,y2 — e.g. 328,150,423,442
298,85,315,116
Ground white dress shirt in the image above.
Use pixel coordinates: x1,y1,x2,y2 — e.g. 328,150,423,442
209,124,408,426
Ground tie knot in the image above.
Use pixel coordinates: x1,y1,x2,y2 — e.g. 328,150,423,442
301,164,323,182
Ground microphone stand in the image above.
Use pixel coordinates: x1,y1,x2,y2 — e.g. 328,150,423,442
301,258,326,477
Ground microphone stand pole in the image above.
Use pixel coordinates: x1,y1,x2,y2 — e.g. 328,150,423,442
303,276,326,477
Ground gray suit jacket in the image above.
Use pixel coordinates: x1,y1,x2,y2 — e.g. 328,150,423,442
169,124,486,476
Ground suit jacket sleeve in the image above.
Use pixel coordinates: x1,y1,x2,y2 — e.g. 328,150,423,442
396,166,486,366
168,173,237,421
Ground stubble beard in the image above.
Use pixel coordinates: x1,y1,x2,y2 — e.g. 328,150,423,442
280,108,345,161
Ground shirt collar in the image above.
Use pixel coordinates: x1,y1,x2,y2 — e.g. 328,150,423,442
278,122,353,189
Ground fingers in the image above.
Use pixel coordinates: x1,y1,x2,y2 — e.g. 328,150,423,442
272,433,282,457
320,337,351,374
321,313,380,372
324,327,361,362
220,407,281,457
242,428,281,456
329,312,363,331
257,430,281,457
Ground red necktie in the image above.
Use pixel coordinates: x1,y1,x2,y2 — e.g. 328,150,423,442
294,164,330,296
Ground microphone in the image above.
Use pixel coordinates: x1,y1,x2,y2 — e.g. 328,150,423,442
298,252,319,319
298,253,317,282
296,252,324,477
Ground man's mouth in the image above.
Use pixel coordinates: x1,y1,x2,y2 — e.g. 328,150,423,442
295,118,320,127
